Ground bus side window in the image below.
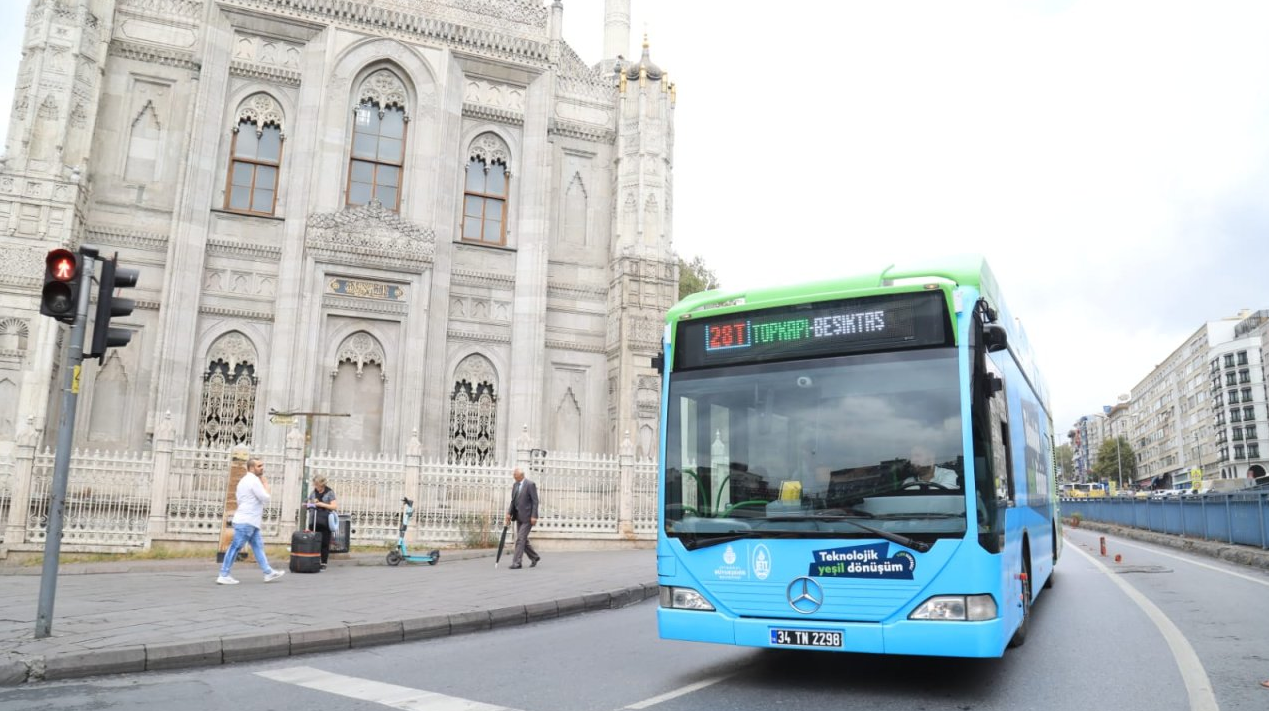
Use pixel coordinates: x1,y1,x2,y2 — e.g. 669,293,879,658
998,420,1013,505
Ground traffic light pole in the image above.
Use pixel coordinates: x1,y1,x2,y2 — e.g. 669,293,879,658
35,246,97,639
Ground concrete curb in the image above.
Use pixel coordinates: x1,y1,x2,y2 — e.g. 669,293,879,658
0,549,496,576
2,581,659,686
1067,519,1269,570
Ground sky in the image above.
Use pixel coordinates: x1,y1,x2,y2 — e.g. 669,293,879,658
2,1,1267,434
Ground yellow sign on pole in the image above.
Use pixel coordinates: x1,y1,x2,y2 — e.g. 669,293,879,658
71,365,81,394
1189,467,1203,487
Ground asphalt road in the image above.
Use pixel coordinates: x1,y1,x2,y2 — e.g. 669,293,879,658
4,529,1268,711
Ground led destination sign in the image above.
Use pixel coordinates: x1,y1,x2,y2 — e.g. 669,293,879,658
676,291,949,369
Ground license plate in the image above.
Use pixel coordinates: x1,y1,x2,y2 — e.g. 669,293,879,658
770,628,843,648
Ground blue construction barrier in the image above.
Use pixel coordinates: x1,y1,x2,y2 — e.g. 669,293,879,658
1061,491,1269,550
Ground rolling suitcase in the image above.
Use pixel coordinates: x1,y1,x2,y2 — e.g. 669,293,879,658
289,507,322,573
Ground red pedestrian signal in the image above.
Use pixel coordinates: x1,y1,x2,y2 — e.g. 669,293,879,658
40,248,81,323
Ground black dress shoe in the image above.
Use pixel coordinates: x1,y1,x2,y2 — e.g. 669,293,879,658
530,557,540,568
508,564,522,569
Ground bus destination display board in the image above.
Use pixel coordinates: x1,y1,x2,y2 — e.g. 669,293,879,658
675,291,949,369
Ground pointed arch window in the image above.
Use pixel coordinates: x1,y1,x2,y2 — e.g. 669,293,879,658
225,94,285,215
197,332,259,448
448,354,499,464
348,101,406,210
462,134,512,245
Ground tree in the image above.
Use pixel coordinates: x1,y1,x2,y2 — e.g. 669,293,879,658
1092,436,1137,488
1055,444,1074,481
677,253,720,301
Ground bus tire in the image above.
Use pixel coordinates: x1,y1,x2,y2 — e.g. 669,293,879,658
1008,558,1031,648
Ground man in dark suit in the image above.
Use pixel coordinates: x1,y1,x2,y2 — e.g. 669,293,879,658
504,467,541,569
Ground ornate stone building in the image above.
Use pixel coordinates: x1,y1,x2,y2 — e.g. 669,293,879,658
0,0,676,461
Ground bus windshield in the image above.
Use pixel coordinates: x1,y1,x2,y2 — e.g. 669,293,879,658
664,348,966,546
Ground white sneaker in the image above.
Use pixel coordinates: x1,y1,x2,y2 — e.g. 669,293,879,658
263,570,286,583
216,576,239,585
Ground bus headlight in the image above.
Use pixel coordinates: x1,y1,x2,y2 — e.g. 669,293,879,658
909,594,997,621
659,586,716,611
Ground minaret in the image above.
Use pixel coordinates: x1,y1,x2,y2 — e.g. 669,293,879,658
606,35,676,458
603,0,631,67
0,0,116,442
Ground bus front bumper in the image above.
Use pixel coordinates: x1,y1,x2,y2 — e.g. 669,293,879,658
657,608,1008,658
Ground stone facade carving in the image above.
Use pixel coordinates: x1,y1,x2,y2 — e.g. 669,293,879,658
334,332,386,378
233,33,303,70
468,132,511,168
306,202,436,268
358,69,409,114
235,93,285,134
207,331,257,370
464,79,525,113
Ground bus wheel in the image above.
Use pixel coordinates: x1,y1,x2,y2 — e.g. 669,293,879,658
1008,561,1031,648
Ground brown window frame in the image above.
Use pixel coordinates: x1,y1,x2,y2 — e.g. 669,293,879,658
223,120,283,216
346,100,407,212
460,157,509,246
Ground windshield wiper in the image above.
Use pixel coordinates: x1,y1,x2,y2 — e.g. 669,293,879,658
677,530,804,551
767,507,875,520
872,513,964,520
678,532,755,551
766,514,930,552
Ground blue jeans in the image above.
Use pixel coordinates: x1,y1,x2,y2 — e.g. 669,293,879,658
219,523,274,577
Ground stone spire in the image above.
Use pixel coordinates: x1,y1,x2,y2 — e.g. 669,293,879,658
603,0,631,66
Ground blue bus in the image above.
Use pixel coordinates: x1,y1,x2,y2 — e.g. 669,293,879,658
656,256,1059,657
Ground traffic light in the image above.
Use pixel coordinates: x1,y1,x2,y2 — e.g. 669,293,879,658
89,254,139,363
40,248,80,323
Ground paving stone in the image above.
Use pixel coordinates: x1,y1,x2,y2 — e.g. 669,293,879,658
146,639,222,671
222,632,291,664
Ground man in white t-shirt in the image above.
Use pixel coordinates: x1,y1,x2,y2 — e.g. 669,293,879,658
216,457,286,585
901,444,958,489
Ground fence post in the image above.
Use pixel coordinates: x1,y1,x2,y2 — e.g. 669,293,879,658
515,424,532,471
280,427,305,538
145,412,176,545
404,429,422,504
619,431,635,538
2,417,39,546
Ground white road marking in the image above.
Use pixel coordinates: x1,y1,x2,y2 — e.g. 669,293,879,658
1108,537,1269,587
256,666,521,711
1068,543,1218,711
623,673,733,709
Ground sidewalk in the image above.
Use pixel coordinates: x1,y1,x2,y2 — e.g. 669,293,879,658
0,547,657,686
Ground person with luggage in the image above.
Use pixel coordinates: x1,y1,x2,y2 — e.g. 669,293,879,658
503,467,541,569
307,475,339,570
217,457,286,585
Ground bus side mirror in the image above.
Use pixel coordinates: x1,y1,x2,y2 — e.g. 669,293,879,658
983,323,1008,353
651,353,665,374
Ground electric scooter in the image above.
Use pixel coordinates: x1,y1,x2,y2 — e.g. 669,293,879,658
386,497,440,566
